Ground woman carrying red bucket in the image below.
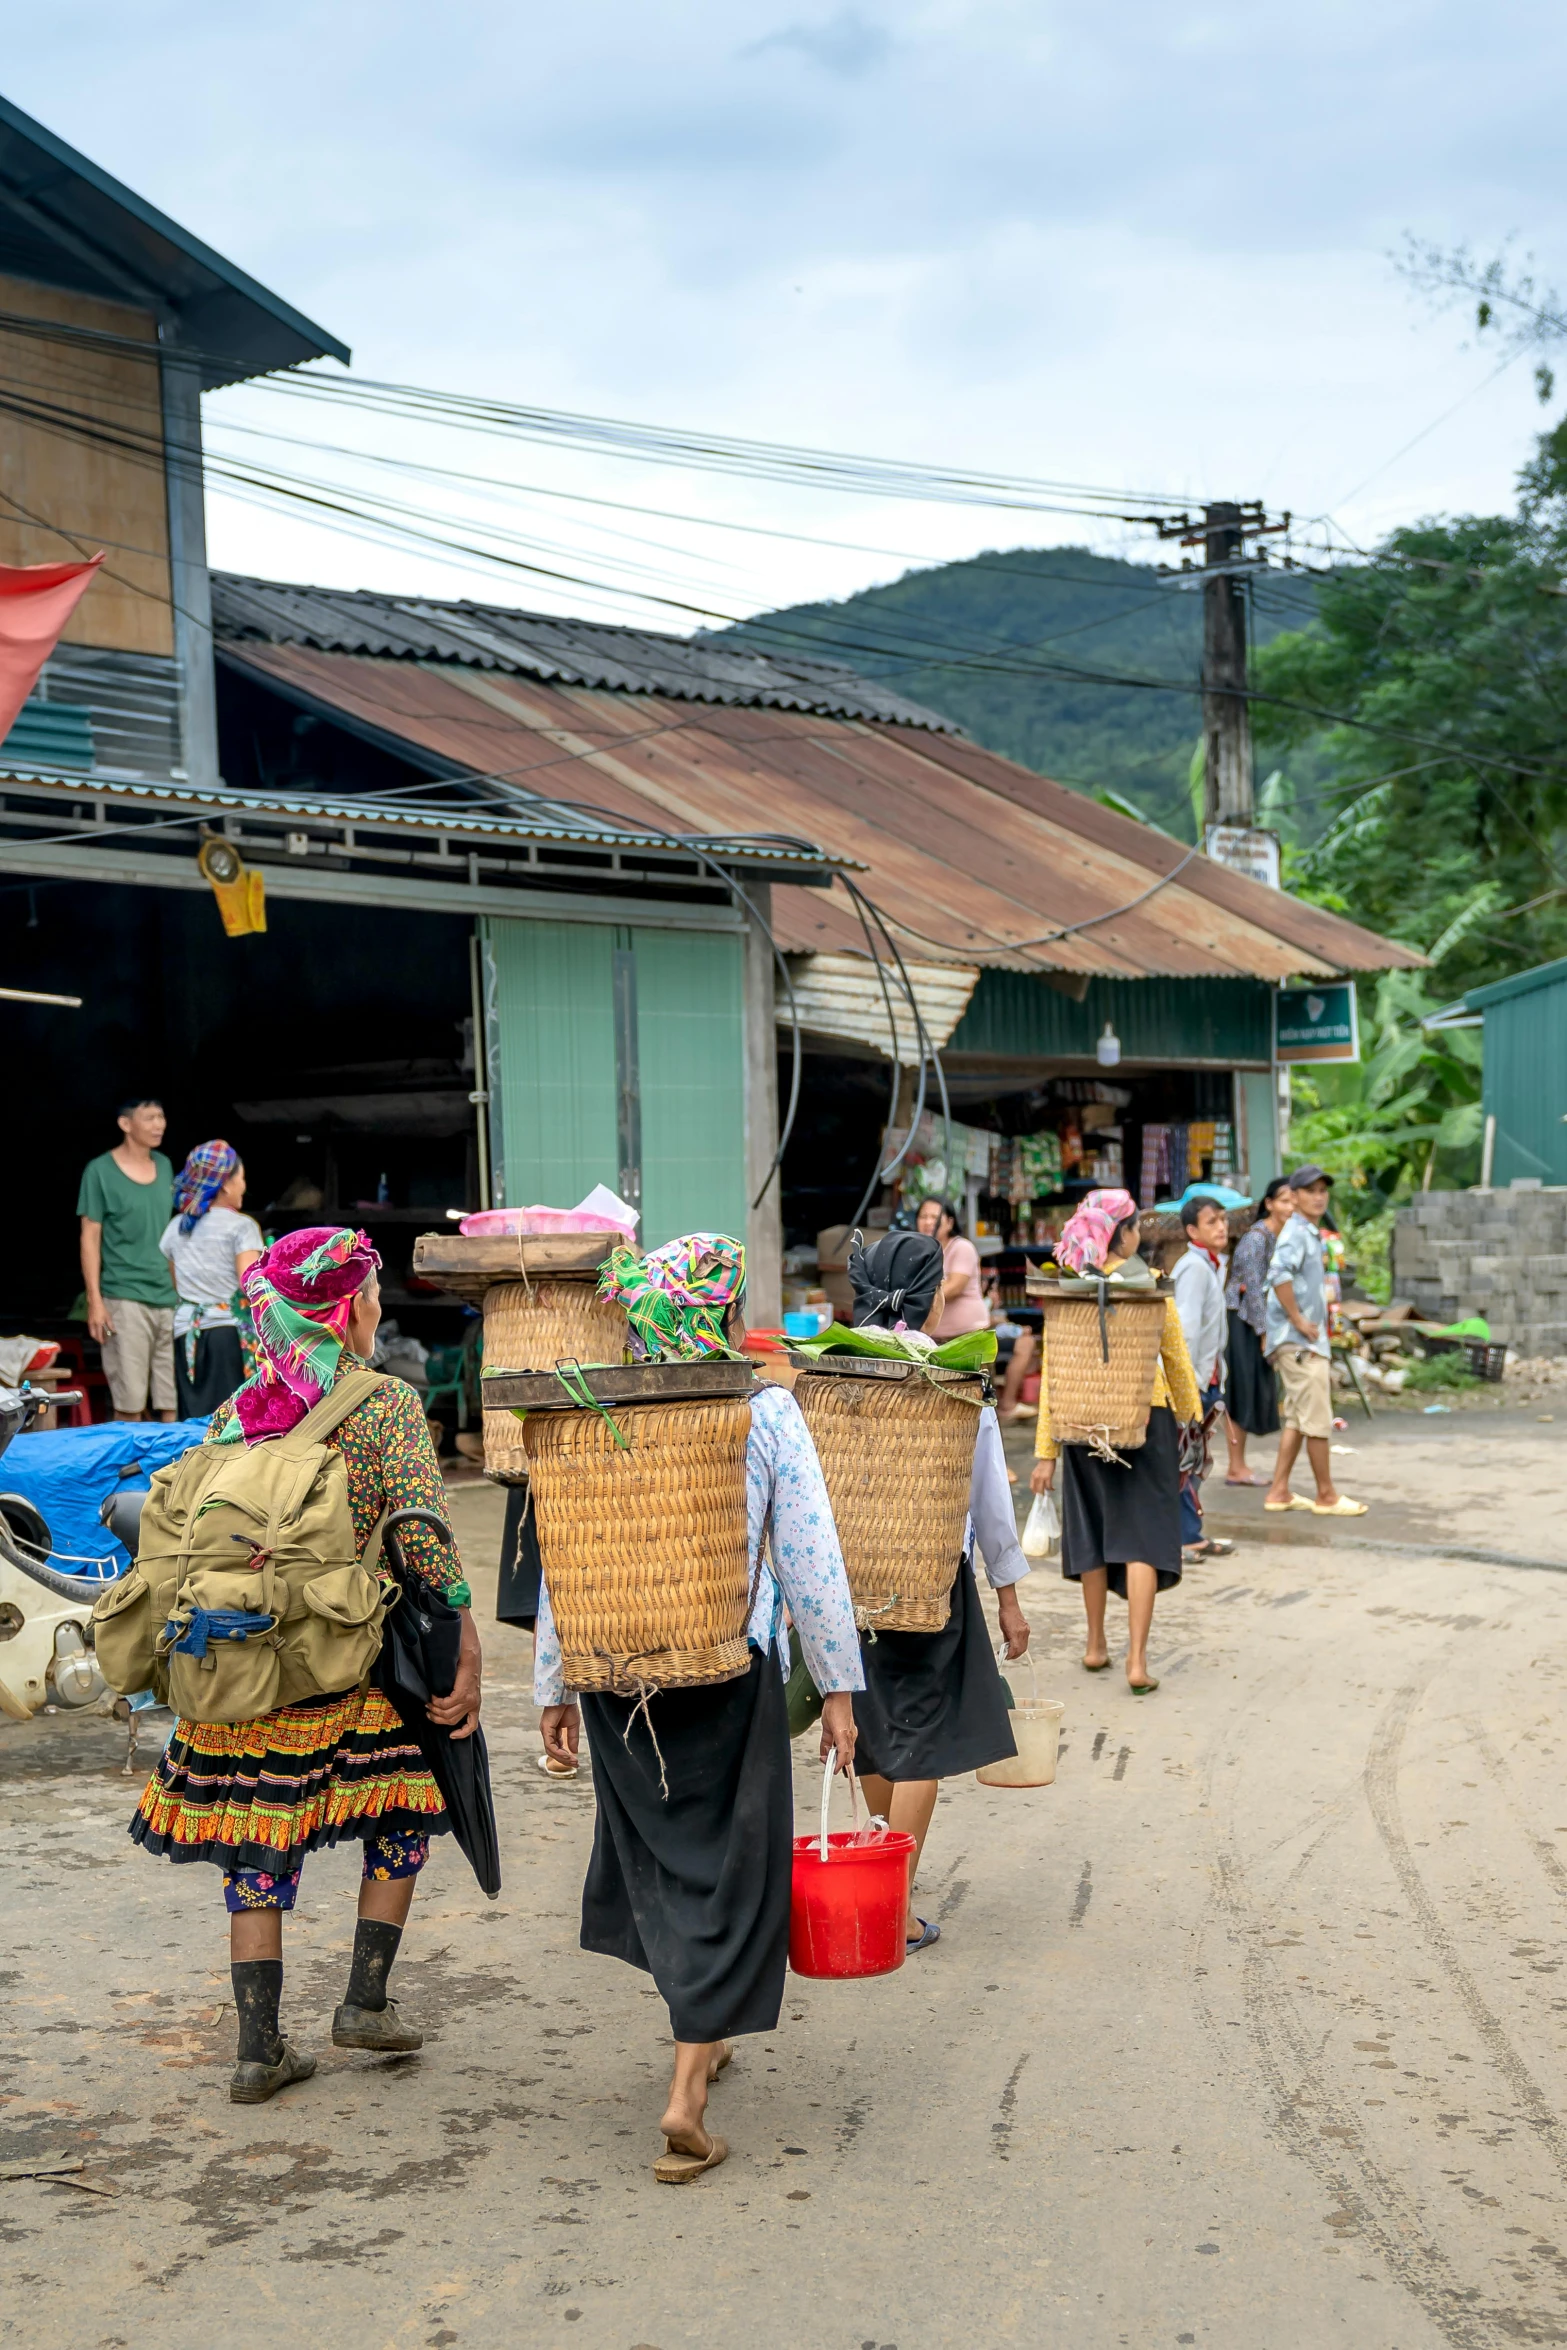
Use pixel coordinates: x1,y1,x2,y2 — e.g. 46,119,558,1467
535,1235,863,2185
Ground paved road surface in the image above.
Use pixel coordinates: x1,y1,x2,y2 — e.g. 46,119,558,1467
4,1416,1566,2349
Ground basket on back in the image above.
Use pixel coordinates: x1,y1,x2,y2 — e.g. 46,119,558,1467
481,1280,629,1481
794,1367,979,1632
523,1397,753,1691
1036,1281,1169,1454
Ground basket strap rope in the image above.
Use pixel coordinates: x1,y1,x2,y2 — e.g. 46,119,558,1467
552,1357,631,1449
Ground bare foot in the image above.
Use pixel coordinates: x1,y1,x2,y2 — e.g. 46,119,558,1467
659,2096,711,2157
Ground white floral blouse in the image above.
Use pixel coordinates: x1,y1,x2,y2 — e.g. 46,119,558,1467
532,1382,866,1707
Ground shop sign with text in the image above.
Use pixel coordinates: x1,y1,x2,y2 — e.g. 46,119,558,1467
1275,982,1360,1063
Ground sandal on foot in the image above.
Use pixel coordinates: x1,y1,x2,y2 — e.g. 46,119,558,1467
1224,1474,1259,1487
1128,1676,1160,1696
906,1918,941,1952
654,2133,728,2184
1310,1495,1367,1516
331,1999,423,2053
1264,1496,1312,1512
229,2039,317,2105
1083,1656,1112,1673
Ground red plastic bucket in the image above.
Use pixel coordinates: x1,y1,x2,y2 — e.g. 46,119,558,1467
789,1755,916,1979
790,1826,917,1978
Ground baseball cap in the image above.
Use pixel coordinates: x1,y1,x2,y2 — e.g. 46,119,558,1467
1286,1163,1333,1190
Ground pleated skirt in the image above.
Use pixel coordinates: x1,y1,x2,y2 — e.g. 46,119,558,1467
1059,1404,1183,1596
851,1552,1018,1782
579,1652,792,2042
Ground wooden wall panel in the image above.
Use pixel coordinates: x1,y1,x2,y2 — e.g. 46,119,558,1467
0,272,174,655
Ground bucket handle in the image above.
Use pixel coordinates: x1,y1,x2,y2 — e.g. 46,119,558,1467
819,1747,865,1860
996,1641,1040,1707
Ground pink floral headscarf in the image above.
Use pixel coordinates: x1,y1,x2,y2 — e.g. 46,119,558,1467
1055,1188,1140,1275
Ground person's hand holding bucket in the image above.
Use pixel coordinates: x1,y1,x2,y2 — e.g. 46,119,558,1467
819,1690,857,1773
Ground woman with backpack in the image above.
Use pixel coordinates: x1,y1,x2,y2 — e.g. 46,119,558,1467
125,1226,481,2105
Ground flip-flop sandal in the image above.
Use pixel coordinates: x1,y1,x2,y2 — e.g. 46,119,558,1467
1128,1677,1160,1696
1186,1538,1235,1559
906,1918,941,1952
1264,1497,1313,1512
1310,1495,1368,1516
654,2134,728,2184
1224,1475,1259,1487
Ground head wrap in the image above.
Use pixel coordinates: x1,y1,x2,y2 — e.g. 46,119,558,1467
173,1139,239,1236
599,1233,746,1360
849,1230,945,1330
1055,1188,1140,1275
215,1225,381,1444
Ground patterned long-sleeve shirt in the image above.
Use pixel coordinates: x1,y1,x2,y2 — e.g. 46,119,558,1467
1226,1220,1276,1339
207,1360,469,1604
532,1381,864,1707
1033,1297,1202,1461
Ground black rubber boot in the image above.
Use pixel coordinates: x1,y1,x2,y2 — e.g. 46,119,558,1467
229,1960,317,2104
332,1920,423,2053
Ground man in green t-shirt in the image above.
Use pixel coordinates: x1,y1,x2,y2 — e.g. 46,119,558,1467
77,1099,179,1420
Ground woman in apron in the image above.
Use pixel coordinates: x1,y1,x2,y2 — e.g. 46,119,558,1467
844,1230,1031,1953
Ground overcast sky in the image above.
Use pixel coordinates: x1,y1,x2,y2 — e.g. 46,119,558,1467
8,3,1567,623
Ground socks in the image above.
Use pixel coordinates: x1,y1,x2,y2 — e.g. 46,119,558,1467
231,1960,284,2064
344,1919,403,2013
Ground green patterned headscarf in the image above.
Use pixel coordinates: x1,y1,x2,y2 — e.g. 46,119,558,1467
599,1232,746,1359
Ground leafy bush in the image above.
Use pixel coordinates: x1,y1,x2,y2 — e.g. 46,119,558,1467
1403,1350,1481,1392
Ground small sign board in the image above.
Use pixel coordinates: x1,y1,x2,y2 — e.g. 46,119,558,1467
1206,824,1281,889
1275,982,1360,1064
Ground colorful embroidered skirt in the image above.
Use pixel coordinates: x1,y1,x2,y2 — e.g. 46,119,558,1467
131,1686,448,1876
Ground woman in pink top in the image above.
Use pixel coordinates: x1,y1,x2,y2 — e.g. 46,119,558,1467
914,1198,989,1339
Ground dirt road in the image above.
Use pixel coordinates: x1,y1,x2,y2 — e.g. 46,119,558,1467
4,1418,1567,2348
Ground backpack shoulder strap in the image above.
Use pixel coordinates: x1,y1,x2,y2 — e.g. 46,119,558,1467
277,1367,388,1455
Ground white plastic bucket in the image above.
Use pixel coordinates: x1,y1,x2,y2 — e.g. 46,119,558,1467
977,1653,1064,1788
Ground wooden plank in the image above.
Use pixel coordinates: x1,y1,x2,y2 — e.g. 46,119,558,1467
482,1360,755,1410
410,1230,619,1302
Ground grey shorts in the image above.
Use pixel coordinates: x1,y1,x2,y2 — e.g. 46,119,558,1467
101,1299,177,1414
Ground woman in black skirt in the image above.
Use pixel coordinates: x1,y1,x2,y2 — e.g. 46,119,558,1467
536,1234,862,2186
1223,1178,1293,1483
1028,1192,1201,1696
844,1231,1031,1952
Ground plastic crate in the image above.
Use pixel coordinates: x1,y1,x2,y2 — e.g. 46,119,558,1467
1466,1341,1508,1383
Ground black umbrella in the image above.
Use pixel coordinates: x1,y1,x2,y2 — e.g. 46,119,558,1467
375,1509,502,1899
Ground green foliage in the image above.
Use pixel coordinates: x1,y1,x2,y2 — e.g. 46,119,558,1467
1403,1351,1482,1392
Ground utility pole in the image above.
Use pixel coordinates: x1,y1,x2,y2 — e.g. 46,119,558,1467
1147,500,1290,831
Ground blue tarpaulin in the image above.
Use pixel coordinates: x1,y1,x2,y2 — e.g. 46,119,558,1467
0,1419,208,1579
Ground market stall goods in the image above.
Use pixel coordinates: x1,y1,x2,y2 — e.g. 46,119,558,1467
794,1362,980,1631
523,1396,753,1691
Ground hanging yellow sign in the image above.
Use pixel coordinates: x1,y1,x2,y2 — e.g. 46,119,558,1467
197,835,266,937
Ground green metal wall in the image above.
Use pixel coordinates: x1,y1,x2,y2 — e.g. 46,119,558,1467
949,971,1275,1065
481,915,747,1246
1483,971,1567,1185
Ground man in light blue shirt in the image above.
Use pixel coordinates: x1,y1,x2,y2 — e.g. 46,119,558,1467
1263,1165,1365,1517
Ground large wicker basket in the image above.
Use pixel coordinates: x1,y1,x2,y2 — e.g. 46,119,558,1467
481,1279,629,1482
794,1366,980,1632
523,1397,753,1691
1038,1282,1169,1453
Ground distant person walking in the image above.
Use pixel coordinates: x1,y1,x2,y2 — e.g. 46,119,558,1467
1263,1166,1366,1518
160,1142,264,1417
1224,1179,1293,1484
1171,1193,1232,1561
77,1098,178,1421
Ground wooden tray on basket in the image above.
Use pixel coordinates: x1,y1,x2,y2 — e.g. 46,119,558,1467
411,1229,621,1303
786,1351,986,1391
482,1359,756,1412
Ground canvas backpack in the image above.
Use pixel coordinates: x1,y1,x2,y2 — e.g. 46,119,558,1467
92,1368,395,1724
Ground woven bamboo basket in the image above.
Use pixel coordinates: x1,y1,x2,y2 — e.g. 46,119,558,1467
481,1280,628,1483
523,1397,753,1691
1039,1283,1169,1453
794,1368,980,1632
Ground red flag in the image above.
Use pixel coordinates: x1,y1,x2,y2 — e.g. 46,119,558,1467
0,555,105,742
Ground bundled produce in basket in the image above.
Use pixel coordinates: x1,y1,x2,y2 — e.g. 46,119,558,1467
480,1280,629,1481
522,1397,753,1692
1036,1280,1169,1455
793,1365,980,1631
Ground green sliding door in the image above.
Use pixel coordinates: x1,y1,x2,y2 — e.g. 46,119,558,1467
480,916,746,1247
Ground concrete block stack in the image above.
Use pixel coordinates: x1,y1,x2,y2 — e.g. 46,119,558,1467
1392,1189,1567,1355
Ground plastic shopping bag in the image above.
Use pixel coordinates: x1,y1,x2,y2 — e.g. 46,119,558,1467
1021,1489,1060,1559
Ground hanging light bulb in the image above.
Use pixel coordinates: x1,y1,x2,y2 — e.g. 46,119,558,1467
1096,1021,1122,1068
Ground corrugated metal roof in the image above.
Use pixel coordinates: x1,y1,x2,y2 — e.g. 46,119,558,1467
781,952,980,1060
212,574,955,729
216,633,1424,984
